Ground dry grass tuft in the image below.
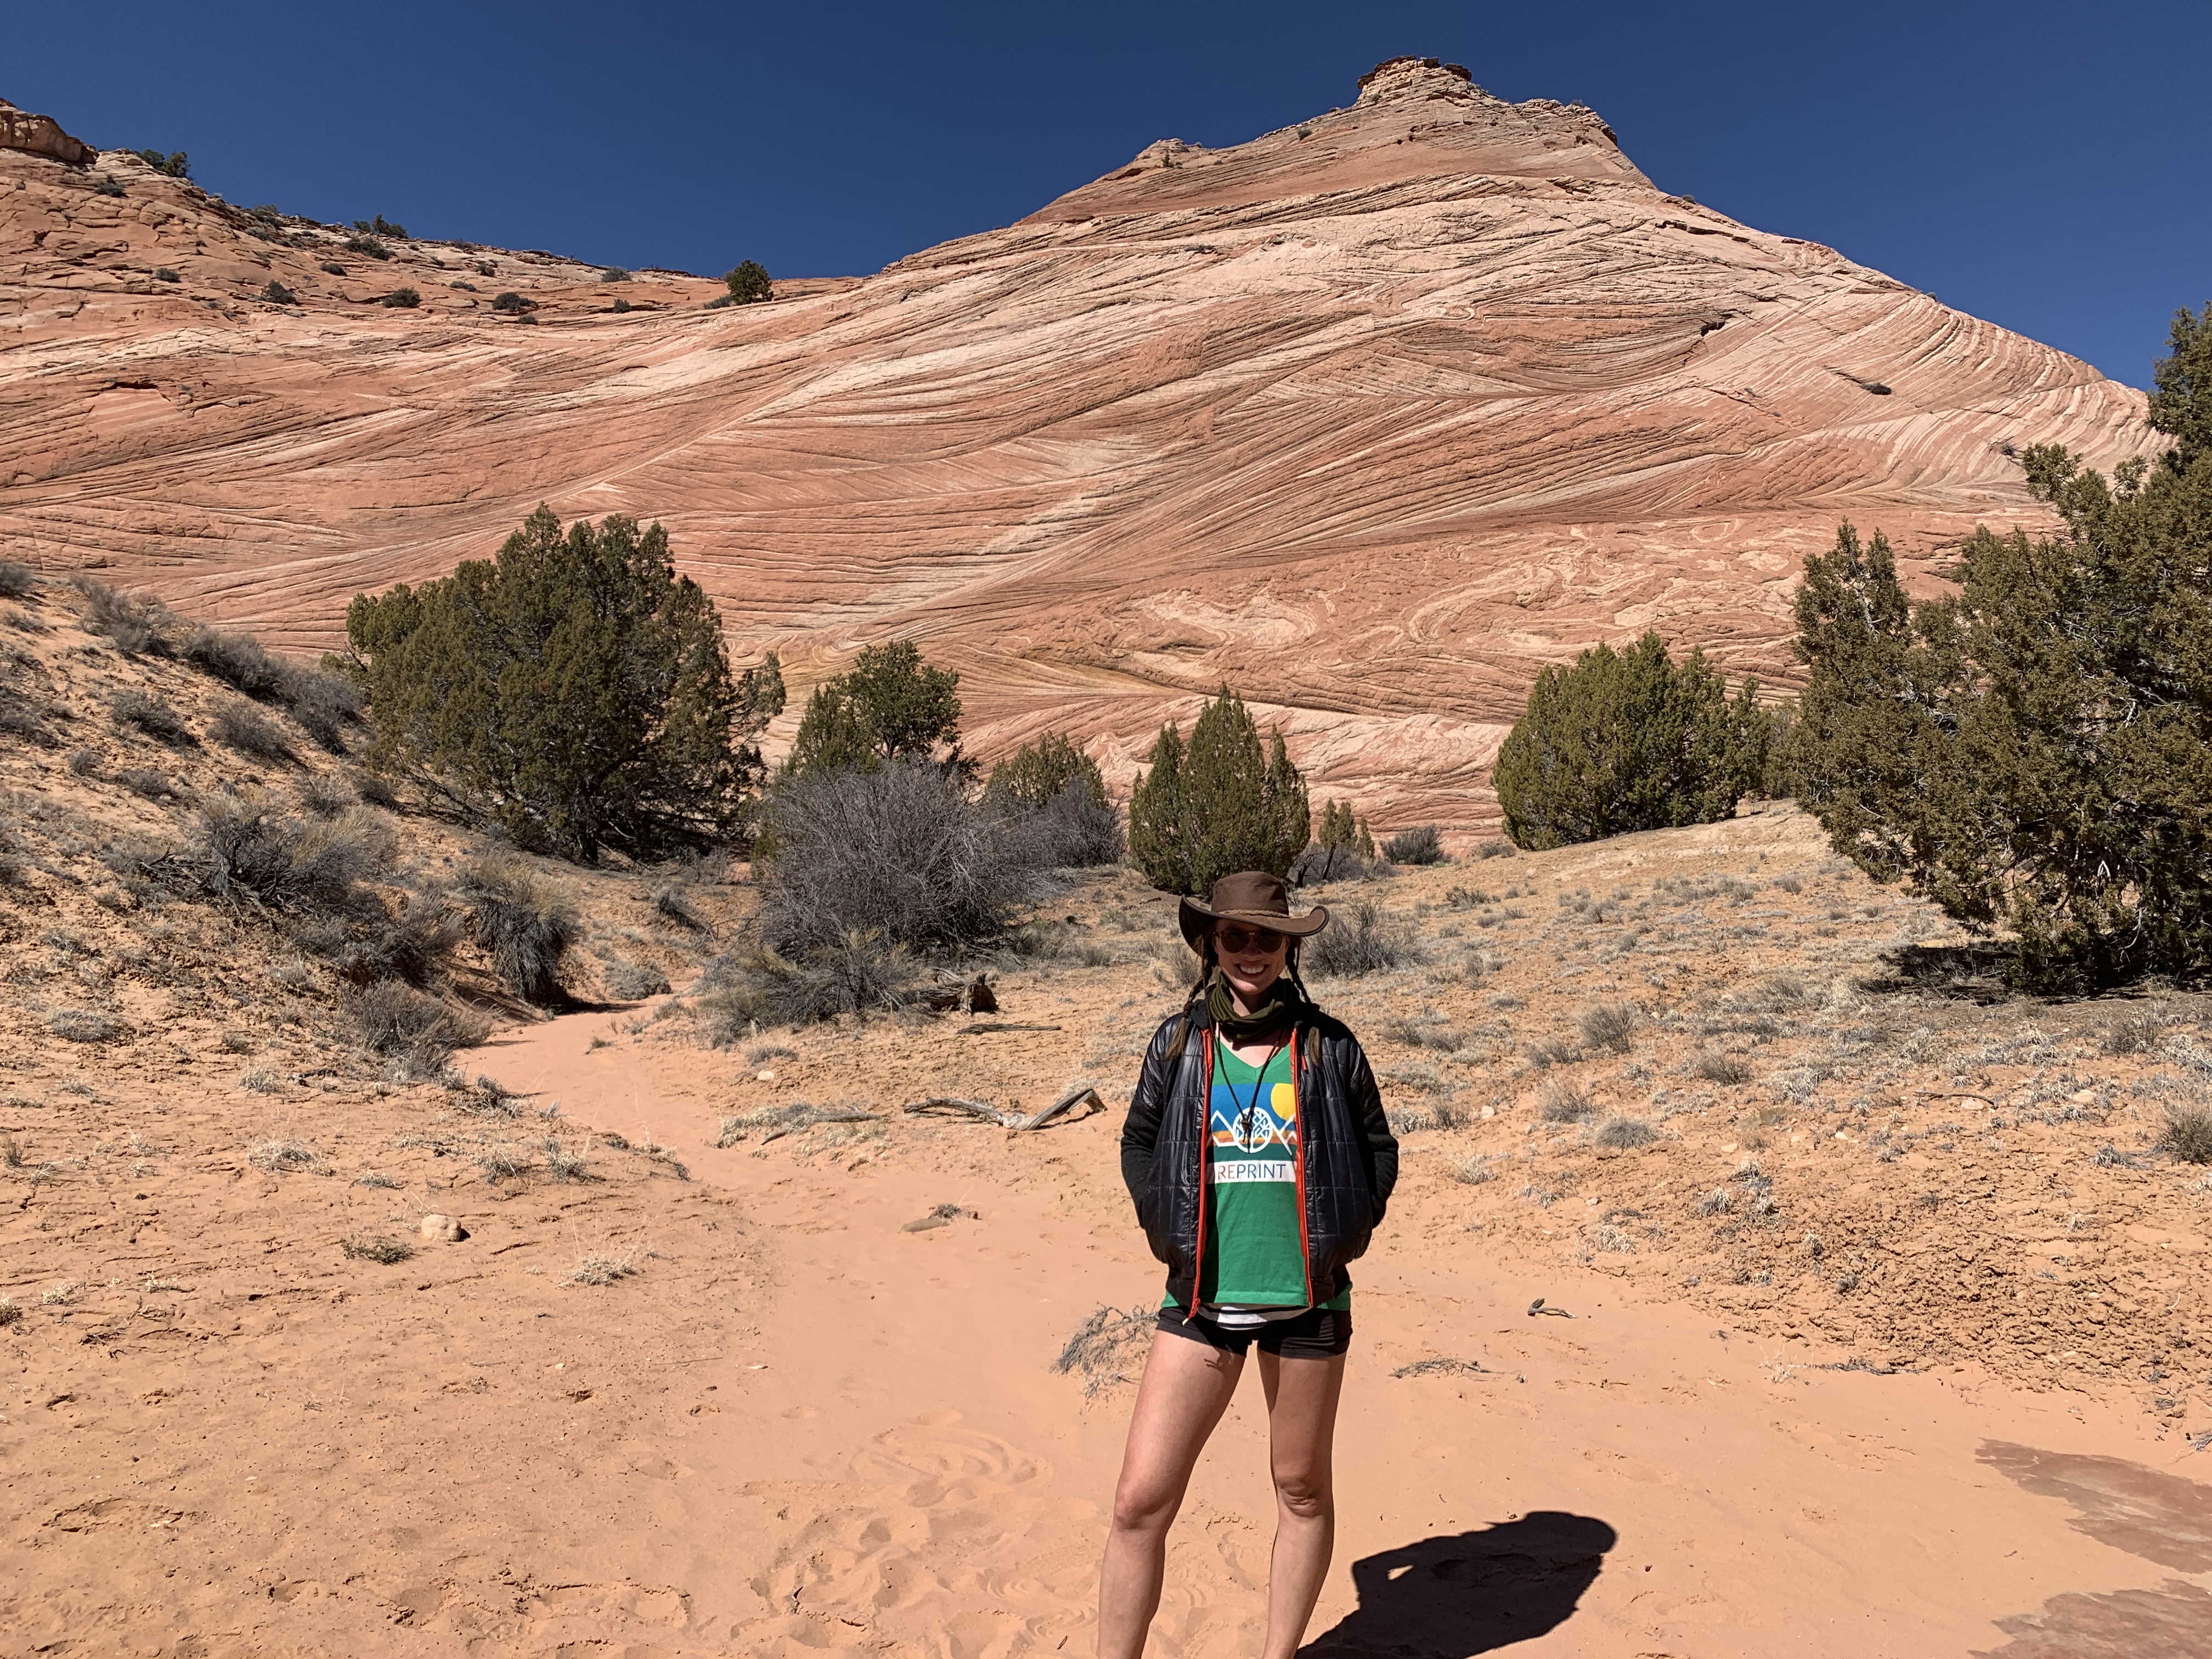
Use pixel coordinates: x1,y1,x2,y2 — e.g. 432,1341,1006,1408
571,1251,640,1286
1593,1115,1657,1150
341,1236,415,1265
1539,1079,1594,1122
247,1138,321,1173
1577,1001,1637,1053
2158,1104,2212,1165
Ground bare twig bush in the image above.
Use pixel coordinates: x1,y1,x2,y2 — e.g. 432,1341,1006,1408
1052,1304,1154,1398
341,1236,415,1264
181,792,396,915
1380,825,1444,865
572,1251,640,1285
342,980,487,1077
759,762,1042,956
1309,901,1421,978
2159,1104,2212,1165
44,1007,121,1043
0,561,33,599
72,577,175,653
603,957,673,1000
701,933,916,1034
115,766,186,804
1577,1001,1638,1053
294,775,353,817
211,701,298,765
247,1138,321,1173
1594,1115,1657,1150
109,689,193,744
1539,1079,1594,1122
1694,1049,1751,1085
1002,781,1124,870
458,855,579,1006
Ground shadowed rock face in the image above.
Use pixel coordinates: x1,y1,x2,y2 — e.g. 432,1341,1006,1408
0,62,2151,832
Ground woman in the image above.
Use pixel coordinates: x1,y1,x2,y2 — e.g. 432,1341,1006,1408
1099,870,1398,1658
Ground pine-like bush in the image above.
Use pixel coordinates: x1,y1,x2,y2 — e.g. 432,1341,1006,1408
346,507,777,861
782,640,964,781
1493,632,1770,850
1128,685,1308,894
1785,304,2212,989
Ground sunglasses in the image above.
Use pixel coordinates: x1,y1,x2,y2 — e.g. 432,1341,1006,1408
1215,924,1286,954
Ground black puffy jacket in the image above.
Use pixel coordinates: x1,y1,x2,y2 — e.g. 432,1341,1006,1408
1120,1002,1398,1318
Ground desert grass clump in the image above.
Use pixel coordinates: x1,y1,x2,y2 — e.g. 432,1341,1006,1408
1577,1000,1638,1053
239,1068,283,1094
72,577,175,653
0,561,33,599
1308,901,1421,978
1381,824,1444,865
1539,1079,1594,1122
572,1251,640,1285
0,1297,19,1328
115,766,184,803
1594,1114,1657,1150
603,957,672,1001
184,791,394,914
342,980,488,1077
2159,1104,2212,1165
476,1144,531,1184
294,774,354,817
2103,1009,2169,1056
1448,1153,1496,1186
109,689,193,744
457,855,579,1007
211,701,298,765
45,1007,121,1044
650,883,710,933
341,1236,415,1264
247,1138,321,1173
544,1138,594,1182
1694,1049,1751,1085
1697,1187,1735,1216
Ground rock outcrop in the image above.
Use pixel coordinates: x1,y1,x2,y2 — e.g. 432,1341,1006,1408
0,97,95,166
0,63,2153,833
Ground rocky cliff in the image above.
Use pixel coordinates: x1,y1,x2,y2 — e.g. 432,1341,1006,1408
0,63,2151,832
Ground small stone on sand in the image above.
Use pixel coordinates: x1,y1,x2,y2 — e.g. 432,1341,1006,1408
420,1214,465,1242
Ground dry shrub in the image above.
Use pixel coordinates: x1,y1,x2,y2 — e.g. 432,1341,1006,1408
1577,1001,1638,1053
572,1251,640,1285
650,884,710,933
115,765,187,803
1594,1115,1656,1150
72,577,174,653
324,899,466,988
247,1138,320,1173
341,1236,415,1264
342,980,487,1077
1309,901,1421,978
294,775,354,817
0,561,32,599
1381,825,1444,865
457,855,579,1006
1694,1049,1751,1085
1539,1079,1594,1122
1003,781,1123,869
2103,1009,2169,1056
45,1007,122,1044
603,957,673,1001
211,701,297,765
2160,1104,2212,1165
109,689,193,744
759,762,1041,956
701,932,915,1034
186,792,396,913
182,624,290,698
1448,1154,1496,1185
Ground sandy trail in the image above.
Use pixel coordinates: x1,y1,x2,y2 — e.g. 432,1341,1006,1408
471,1009,2212,1658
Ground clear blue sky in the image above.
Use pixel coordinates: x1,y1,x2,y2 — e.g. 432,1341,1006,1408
14,1,2205,386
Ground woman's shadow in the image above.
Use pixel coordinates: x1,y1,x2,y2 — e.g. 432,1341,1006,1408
1301,1511,1617,1657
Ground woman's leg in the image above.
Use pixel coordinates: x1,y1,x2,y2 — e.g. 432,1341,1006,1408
1096,1330,1244,1659
1254,1347,1347,1659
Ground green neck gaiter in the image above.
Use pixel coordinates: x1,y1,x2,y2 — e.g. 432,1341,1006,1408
1207,968,1303,1041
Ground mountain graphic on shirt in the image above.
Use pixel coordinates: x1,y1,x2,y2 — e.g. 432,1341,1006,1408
1211,1082,1298,1155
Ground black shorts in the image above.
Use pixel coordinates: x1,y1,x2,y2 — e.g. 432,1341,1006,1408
1157,1304,1352,1358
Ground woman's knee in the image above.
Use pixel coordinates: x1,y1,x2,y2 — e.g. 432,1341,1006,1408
1272,1468,1333,1520
1111,1474,1183,1534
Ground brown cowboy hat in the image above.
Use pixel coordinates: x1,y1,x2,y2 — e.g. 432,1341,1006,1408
1177,871,1330,950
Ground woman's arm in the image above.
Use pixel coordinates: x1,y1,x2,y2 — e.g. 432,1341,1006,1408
1345,1037,1398,1220
1119,1020,1175,1211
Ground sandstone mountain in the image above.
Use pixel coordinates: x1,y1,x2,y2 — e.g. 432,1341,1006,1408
0,60,2151,833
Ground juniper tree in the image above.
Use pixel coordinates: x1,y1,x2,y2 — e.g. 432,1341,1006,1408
1786,303,2212,988
724,261,771,303
1128,685,1308,893
1493,631,1769,850
346,506,777,861
985,731,1107,811
782,640,968,780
